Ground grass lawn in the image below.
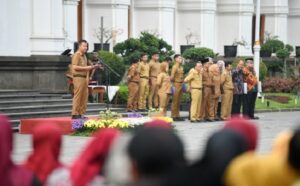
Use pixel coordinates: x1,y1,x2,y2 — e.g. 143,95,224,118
256,93,300,110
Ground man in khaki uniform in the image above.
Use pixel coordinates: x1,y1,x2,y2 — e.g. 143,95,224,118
127,58,140,112
184,63,203,122
199,59,213,121
209,64,221,121
71,40,99,119
157,62,172,116
221,62,234,120
148,52,161,109
137,53,150,111
171,54,184,121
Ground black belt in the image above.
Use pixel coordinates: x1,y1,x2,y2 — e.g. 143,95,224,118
73,74,87,78
191,88,202,90
174,81,183,83
140,76,149,79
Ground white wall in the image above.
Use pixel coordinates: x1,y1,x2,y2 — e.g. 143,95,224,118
217,0,254,56
261,0,289,43
288,0,300,53
84,0,130,52
177,0,217,52
0,0,31,56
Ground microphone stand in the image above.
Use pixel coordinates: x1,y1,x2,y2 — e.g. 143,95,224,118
98,58,120,110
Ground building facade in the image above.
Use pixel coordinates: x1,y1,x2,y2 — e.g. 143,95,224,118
1,0,300,57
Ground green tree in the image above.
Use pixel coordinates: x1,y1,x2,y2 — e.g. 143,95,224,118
113,32,175,65
97,51,126,85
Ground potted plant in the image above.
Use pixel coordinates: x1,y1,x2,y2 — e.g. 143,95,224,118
93,27,123,52
296,46,300,57
224,38,247,57
260,32,281,57
180,29,200,54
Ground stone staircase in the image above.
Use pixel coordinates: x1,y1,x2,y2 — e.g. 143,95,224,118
0,90,125,130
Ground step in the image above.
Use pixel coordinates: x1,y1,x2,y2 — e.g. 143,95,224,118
0,103,106,113
7,107,125,120
0,90,39,95
0,99,73,107
0,94,62,101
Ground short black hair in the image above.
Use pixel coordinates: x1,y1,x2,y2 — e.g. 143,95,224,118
245,58,253,61
131,58,139,64
128,127,185,176
225,62,232,67
78,40,88,46
288,128,300,171
164,57,173,62
140,53,148,58
174,54,181,60
151,51,159,56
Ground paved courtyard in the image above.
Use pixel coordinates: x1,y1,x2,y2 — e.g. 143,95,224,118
12,111,300,165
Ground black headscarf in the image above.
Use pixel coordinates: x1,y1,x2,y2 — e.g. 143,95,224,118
162,129,247,186
128,127,186,186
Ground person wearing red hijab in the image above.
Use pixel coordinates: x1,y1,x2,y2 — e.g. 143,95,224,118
70,128,120,186
24,122,63,185
0,114,40,186
223,117,258,151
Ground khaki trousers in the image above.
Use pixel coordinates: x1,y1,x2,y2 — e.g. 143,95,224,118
72,77,88,115
148,77,159,109
199,87,212,120
209,97,219,120
159,93,170,116
190,89,202,121
221,89,233,119
138,78,149,109
127,82,139,111
171,82,182,118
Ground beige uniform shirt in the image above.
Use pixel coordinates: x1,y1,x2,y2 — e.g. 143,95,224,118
171,63,184,83
72,52,88,77
221,70,234,90
128,63,140,83
138,61,150,78
157,72,172,94
149,60,161,78
184,68,202,89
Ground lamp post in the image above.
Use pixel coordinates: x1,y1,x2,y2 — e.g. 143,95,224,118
254,0,261,81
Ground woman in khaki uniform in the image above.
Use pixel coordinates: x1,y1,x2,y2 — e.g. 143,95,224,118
209,64,221,121
127,58,140,112
157,62,171,116
221,62,234,120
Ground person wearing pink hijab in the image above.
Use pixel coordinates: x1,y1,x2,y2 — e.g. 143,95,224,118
70,128,120,186
24,122,65,186
0,114,40,186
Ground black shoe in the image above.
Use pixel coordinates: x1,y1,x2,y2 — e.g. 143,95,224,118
250,116,259,120
127,110,133,112
206,119,214,122
197,119,204,123
190,120,198,123
173,117,181,121
178,117,185,121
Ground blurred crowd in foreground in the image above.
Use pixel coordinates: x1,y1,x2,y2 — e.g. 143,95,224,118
1,113,300,186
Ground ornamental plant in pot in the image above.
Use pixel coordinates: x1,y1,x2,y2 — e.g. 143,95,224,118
94,27,123,52
180,29,200,54
224,37,248,57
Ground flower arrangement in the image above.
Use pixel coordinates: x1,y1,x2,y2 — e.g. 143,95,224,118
71,109,173,136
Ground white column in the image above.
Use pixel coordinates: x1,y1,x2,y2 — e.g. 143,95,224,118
261,0,289,43
133,0,176,48
63,0,79,51
288,0,300,54
0,0,31,56
84,0,130,51
217,0,254,56
254,0,261,81
177,0,217,51
31,0,65,55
